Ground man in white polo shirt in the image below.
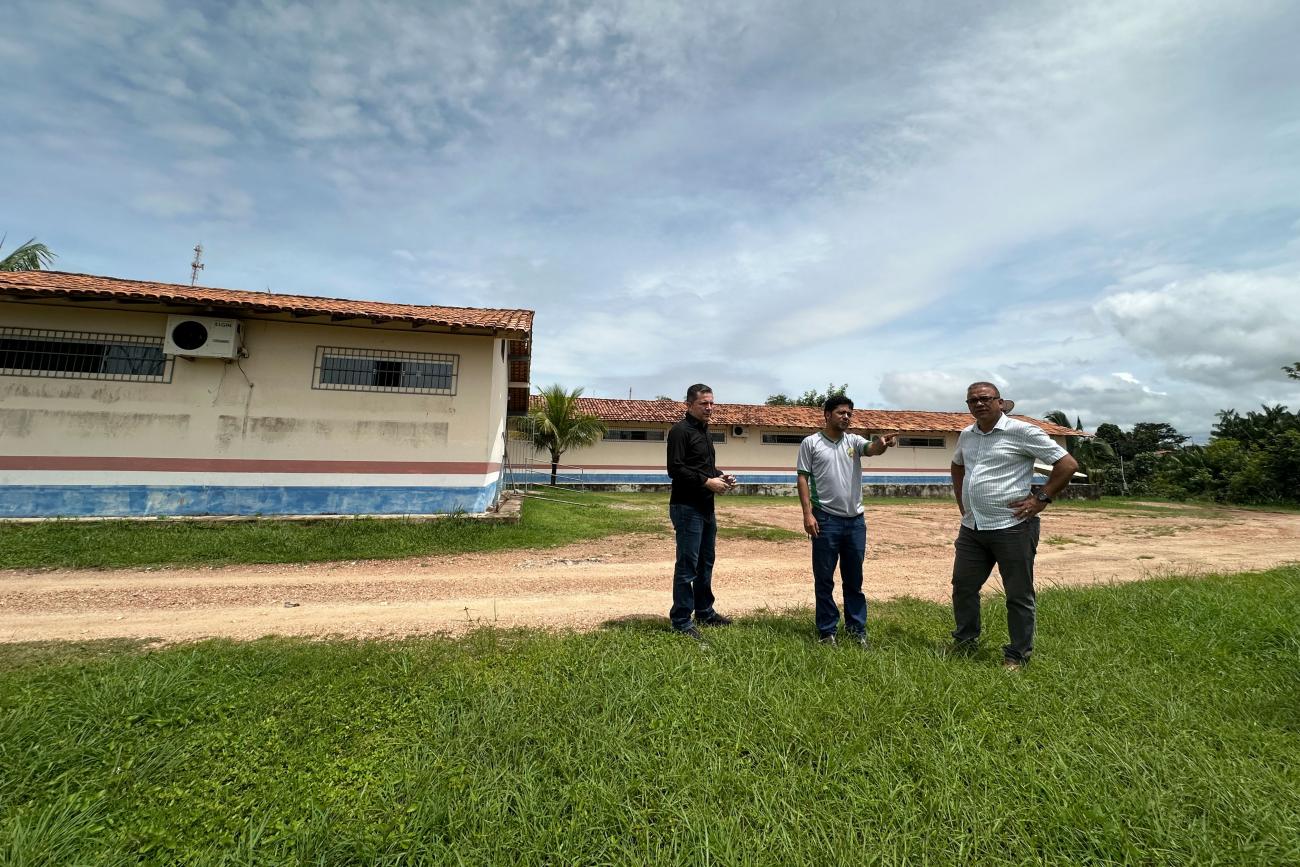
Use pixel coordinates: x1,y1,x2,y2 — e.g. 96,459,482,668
797,395,899,646
950,381,1079,669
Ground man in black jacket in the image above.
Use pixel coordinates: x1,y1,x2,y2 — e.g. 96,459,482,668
666,383,736,639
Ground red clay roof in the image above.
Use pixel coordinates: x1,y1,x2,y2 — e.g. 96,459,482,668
539,397,1083,436
0,271,534,335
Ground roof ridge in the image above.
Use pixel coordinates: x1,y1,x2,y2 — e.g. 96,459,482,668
2,270,533,316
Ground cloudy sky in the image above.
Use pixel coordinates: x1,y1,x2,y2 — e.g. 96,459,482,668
5,0,1299,438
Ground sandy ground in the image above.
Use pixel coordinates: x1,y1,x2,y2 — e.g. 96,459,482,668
2,502,1299,643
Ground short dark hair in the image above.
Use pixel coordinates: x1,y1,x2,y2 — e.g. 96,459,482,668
823,394,854,414
965,381,1001,398
685,383,713,403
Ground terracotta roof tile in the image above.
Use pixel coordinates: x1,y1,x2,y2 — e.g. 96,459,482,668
533,397,1083,436
0,271,534,335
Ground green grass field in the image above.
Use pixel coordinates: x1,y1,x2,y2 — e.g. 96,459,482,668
0,491,813,570
0,491,656,570
2,567,1297,865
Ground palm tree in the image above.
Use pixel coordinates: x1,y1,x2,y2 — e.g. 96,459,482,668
1044,410,1079,453
1045,410,1115,483
527,384,607,486
0,236,56,271
1043,409,1072,430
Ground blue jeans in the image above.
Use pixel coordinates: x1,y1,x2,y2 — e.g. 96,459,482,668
669,503,717,630
951,517,1039,662
811,509,867,636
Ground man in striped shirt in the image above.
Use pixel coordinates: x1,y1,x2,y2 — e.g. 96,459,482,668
950,382,1079,670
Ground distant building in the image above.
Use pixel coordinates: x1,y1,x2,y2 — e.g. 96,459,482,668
1,271,532,517
521,398,1078,491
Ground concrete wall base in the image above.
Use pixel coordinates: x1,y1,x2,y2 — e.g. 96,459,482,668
539,482,1100,500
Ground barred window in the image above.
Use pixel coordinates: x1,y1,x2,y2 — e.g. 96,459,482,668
709,431,726,443
898,436,946,448
313,346,458,394
0,327,172,382
762,433,805,445
604,429,666,442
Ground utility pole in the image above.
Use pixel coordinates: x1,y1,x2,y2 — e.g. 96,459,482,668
190,244,205,287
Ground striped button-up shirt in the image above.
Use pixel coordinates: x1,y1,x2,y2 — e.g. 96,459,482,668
951,414,1068,530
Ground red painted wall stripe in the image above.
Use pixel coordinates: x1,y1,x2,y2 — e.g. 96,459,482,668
0,457,499,474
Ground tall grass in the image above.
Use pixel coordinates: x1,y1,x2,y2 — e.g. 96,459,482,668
2,568,1297,864
0,493,662,570
0,492,813,570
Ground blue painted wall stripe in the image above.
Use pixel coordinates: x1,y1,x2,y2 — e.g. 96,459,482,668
0,483,498,518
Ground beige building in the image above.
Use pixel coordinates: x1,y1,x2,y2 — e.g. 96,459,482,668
522,398,1077,489
1,271,532,517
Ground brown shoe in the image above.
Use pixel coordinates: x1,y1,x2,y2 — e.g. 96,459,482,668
1001,658,1024,672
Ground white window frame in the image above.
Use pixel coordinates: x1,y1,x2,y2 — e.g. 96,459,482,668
603,428,667,442
898,436,947,448
0,326,173,383
312,346,458,395
761,432,806,445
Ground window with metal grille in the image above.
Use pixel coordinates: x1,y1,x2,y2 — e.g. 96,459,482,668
0,327,172,382
604,428,666,442
898,436,946,448
709,431,726,443
312,346,458,394
762,433,806,445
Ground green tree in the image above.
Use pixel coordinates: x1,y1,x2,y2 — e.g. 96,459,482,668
1088,421,1186,494
1145,407,1299,505
1095,422,1128,460
1045,411,1114,485
1043,409,1071,429
1129,422,1188,455
1214,405,1296,448
1283,362,1299,380
0,236,56,271
527,384,608,486
767,383,848,408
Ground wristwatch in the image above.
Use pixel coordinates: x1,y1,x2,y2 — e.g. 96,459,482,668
1034,492,1053,504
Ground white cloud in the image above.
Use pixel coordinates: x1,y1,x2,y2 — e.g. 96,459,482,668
1096,271,1300,385
5,0,1300,442
879,370,983,412
151,122,234,149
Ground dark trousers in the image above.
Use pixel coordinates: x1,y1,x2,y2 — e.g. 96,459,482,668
669,503,717,630
952,517,1039,663
811,509,867,637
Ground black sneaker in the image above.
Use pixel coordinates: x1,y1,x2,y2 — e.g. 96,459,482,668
818,633,838,647
697,612,733,627
948,640,978,657
677,625,706,642
847,631,870,649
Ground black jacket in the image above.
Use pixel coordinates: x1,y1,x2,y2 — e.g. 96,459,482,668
667,413,722,511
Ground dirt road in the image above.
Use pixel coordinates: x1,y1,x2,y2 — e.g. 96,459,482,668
3,502,1298,643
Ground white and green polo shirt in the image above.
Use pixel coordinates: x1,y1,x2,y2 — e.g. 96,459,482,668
796,431,873,518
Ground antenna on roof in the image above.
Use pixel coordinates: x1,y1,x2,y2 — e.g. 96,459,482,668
190,244,205,287
628,387,633,399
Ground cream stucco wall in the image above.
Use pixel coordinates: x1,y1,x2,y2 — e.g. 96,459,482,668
1,299,507,465
523,424,961,473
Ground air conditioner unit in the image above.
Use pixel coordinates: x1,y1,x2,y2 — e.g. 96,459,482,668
164,315,243,359
732,425,747,437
